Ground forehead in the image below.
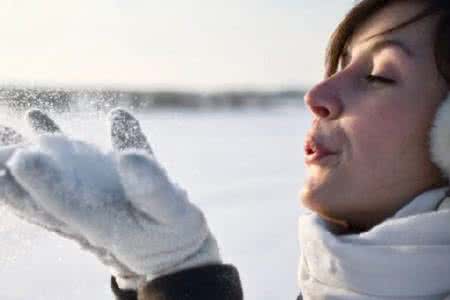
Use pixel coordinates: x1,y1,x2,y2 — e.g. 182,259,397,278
348,1,436,52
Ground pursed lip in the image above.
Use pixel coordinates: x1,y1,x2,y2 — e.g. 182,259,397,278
304,137,338,165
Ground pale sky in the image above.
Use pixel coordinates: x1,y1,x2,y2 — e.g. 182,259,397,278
0,0,354,90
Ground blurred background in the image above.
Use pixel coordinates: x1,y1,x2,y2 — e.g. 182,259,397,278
0,1,355,300
0,0,354,112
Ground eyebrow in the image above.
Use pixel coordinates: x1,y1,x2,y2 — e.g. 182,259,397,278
340,39,413,69
368,39,413,57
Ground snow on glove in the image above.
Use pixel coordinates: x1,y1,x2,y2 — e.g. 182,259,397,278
0,110,68,226
0,109,60,166
0,110,141,287
1,108,221,290
109,109,221,284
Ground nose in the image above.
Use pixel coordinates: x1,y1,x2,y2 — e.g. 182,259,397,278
304,78,343,120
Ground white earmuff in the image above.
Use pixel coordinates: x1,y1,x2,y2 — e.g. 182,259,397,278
430,93,450,178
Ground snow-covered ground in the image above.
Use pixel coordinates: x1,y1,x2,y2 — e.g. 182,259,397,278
0,105,310,300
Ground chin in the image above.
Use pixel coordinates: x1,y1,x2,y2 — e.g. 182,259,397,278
301,180,393,232
301,181,331,213
300,180,347,220
301,191,352,233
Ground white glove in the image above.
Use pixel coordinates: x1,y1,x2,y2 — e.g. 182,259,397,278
0,110,141,287
0,109,221,290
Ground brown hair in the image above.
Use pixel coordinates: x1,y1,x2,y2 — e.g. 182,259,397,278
325,0,450,83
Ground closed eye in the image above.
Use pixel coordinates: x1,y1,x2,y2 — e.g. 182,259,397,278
365,74,396,85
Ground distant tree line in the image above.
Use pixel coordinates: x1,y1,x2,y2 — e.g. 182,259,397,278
0,86,305,112
0,87,73,112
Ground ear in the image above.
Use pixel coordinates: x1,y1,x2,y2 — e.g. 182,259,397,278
430,93,450,178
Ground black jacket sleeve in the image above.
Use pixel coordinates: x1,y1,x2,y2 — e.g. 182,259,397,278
111,277,138,300
111,264,243,300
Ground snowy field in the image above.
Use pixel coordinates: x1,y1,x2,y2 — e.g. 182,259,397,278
0,105,310,300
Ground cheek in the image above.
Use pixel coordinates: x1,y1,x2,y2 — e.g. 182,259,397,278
348,107,409,159
347,98,437,182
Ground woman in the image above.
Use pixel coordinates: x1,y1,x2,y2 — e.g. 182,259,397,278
1,0,450,299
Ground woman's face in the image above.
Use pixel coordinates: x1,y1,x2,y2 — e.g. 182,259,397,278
301,1,448,231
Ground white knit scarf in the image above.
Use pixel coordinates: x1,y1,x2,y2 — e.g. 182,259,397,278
298,187,450,299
